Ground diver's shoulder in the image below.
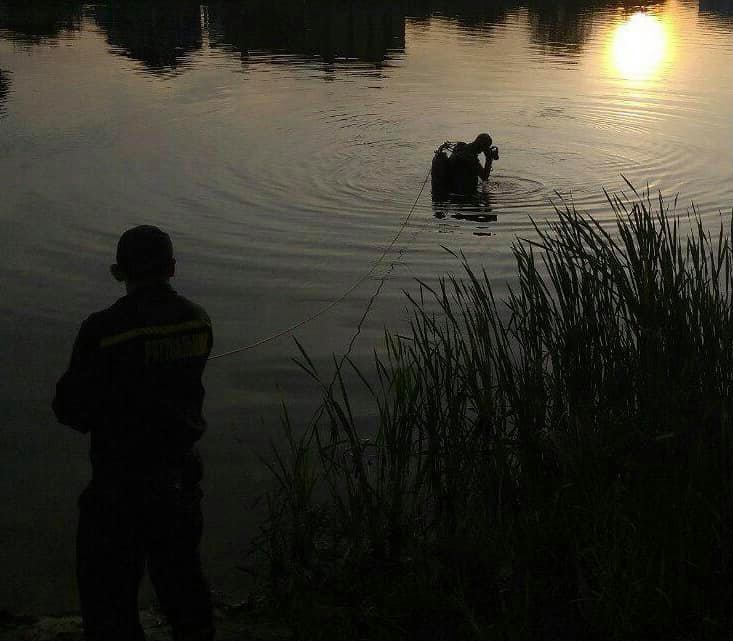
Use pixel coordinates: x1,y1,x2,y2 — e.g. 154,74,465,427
449,141,473,159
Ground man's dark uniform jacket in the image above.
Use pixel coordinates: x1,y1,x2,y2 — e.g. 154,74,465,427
54,281,215,641
53,282,213,482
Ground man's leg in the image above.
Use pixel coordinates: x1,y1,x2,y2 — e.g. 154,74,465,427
146,483,214,641
77,483,147,641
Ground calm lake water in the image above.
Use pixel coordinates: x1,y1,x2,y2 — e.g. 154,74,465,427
1,0,732,613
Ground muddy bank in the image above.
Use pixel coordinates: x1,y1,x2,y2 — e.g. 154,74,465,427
0,597,290,641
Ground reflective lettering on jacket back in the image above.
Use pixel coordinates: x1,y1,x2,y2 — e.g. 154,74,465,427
144,331,209,365
99,319,211,367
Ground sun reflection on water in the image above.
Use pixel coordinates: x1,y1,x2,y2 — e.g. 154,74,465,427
609,11,670,81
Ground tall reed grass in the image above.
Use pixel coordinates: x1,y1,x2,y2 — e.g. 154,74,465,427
254,186,733,640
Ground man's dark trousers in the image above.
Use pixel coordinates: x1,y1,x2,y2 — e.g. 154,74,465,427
76,476,214,641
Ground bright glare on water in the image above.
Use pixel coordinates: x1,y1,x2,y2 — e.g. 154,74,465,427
0,0,732,612
610,12,669,80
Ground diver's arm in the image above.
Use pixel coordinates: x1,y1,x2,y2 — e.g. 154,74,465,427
479,156,493,181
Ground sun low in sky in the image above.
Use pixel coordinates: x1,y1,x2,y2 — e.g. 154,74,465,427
609,11,670,81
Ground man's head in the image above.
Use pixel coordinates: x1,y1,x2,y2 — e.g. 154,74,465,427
110,225,175,285
473,133,493,154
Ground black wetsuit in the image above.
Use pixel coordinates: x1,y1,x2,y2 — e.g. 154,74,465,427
447,142,486,195
53,282,214,641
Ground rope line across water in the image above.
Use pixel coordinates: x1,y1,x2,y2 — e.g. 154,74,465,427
208,165,432,361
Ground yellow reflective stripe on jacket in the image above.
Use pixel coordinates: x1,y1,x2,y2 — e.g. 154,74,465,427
99,319,211,349
145,332,210,364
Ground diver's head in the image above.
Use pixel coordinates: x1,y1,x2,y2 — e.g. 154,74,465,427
474,133,493,153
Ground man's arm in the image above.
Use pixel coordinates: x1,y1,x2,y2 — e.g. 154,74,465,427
52,318,104,433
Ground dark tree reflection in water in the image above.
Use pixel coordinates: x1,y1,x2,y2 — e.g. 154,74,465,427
93,0,203,73
207,0,406,68
408,0,519,33
0,69,9,117
0,0,81,43
699,0,733,30
0,0,711,73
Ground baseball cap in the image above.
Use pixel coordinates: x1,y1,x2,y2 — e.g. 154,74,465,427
115,225,174,278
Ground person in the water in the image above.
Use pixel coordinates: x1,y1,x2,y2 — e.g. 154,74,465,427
431,133,499,197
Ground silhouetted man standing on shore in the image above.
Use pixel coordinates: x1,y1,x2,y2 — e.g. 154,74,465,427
53,225,214,641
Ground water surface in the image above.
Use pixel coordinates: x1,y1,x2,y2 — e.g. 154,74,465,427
1,0,732,612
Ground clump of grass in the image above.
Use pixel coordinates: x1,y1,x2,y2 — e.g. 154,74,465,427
254,185,733,640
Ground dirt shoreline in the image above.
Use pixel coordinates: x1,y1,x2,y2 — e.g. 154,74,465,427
0,599,291,641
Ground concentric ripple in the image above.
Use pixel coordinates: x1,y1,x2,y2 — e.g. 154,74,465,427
485,174,549,208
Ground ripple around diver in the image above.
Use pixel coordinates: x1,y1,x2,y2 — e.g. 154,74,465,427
483,174,551,210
